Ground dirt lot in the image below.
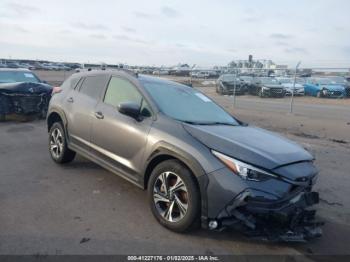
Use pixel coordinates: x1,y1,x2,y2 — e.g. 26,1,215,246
1,70,350,256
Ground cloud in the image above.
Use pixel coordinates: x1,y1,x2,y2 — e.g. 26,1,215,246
122,26,136,33
71,22,108,31
161,6,180,18
227,48,237,53
2,2,40,17
0,22,29,33
285,47,308,54
275,41,289,46
134,11,155,19
113,34,150,45
270,33,293,39
89,34,107,40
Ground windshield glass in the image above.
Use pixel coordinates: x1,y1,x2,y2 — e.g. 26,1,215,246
314,78,333,85
277,78,292,84
278,78,305,84
240,76,253,81
0,71,40,84
142,79,239,125
258,77,280,84
328,77,347,85
221,74,236,81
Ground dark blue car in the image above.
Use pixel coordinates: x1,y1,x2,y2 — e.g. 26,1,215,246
304,78,346,98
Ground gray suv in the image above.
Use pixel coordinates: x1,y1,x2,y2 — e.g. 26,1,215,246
47,69,322,241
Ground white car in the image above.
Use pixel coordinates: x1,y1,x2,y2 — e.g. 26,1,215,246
191,71,210,78
277,78,305,96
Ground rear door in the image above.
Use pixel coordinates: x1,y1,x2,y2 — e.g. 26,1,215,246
65,74,109,152
91,76,153,182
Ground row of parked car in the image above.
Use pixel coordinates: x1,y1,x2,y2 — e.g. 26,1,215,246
0,61,81,71
215,75,350,98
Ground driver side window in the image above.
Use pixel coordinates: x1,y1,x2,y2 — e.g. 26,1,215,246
104,76,152,117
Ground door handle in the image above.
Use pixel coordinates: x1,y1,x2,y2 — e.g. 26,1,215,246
67,97,74,103
95,111,104,119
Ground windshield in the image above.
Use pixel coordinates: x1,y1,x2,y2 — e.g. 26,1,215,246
0,71,41,84
278,78,292,84
328,77,347,85
314,78,333,85
142,79,239,125
278,78,305,84
221,74,236,81
240,76,253,81
258,77,280,85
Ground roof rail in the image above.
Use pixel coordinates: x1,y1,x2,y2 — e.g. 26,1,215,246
74,67,138,78
118,68,138,78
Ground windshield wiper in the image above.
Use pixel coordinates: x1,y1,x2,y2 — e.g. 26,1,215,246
181,120,237,126
203,122,237,126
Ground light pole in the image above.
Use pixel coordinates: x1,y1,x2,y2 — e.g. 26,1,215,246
290,61,301,113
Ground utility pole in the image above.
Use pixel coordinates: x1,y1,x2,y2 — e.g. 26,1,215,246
233,68,238,107
290,61,301,113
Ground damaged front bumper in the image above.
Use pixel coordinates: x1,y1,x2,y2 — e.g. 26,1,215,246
205,167,323,242
0,82,52,118
217,190,323,242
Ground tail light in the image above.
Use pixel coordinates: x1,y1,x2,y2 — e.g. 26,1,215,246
52,86,62,96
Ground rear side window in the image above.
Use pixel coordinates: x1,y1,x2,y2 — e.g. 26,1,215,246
80,75,108,99
60,76,80,89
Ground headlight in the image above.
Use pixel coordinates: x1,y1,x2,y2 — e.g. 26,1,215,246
262,86,270,90
212,150,277,181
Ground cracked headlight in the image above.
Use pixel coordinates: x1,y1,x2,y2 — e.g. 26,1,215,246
212,150,277,181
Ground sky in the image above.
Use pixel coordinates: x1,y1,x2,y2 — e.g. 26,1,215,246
0,0,349,67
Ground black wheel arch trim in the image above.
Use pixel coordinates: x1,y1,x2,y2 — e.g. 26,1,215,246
47,108,71,144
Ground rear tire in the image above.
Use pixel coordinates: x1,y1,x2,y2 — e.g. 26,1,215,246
148,159,200,232
48,122,76,164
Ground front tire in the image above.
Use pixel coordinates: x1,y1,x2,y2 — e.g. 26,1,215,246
49,122,76,164
148,160,200,232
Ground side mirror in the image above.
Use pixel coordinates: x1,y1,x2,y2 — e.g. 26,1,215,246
42,80,47,84
118,102,141,120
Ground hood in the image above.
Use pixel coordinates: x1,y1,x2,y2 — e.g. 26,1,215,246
321,84,345,91
0,82,52,95
183,124,313,170
281,83,304,89
261,84,283,88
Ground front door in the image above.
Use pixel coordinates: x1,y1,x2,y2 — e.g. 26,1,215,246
91,76,153,181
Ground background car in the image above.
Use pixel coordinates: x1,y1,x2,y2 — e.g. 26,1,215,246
304,78,346,98
0,68,52,119
191,71,210,79
216,74,246,95
327,76,350,98
254,77,285,98
277,77,305,96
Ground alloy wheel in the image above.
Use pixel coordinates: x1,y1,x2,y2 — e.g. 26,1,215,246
153,171,189,223
50,128,63,159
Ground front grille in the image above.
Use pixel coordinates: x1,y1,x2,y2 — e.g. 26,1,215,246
11,94,48,114
269,88,284,97
345,87,350,97
328,91,342,97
